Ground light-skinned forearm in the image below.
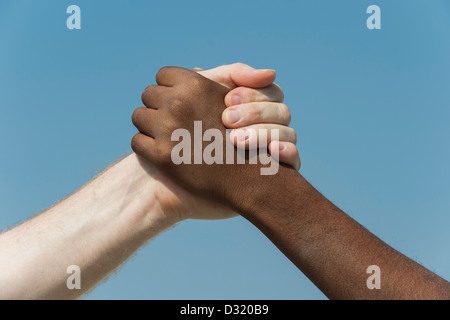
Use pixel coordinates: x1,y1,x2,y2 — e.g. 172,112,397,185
0,153,178,299
236,167,450,300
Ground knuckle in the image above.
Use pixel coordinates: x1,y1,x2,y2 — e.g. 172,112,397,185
290,127,297,144
156,66,170,78
141,89,148,105
131,107,144,127
237,87,256,103
233,62,247,69
146,84,158,93
272,83,285,102
141,85,156,105
164,118,181,136
190,76,202,88
246,102,263,122
168,96,186,111
189,75,207,91
278,103,291,124
130,133,142,153
167,96,194,120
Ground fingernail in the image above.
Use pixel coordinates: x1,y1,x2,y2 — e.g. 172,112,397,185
230,95,243,106
226,109,241,124
278,142,286,151
234,129,250,142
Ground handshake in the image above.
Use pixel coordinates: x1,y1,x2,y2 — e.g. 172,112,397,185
127,63,449,300
131,63,300,212
1,63,447,300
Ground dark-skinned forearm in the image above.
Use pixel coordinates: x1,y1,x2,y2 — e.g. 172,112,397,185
131,66,449,299
234,166,450,300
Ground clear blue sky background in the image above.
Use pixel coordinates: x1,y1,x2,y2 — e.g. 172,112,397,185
0,0,449,299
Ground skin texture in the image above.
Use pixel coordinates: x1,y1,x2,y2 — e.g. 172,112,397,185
0,153,173,299
199,64,300,171
132,67,272,205
133,66,450,299
0,63,299,299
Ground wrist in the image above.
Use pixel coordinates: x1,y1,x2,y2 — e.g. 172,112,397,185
228,165,304,219
113,153,180,236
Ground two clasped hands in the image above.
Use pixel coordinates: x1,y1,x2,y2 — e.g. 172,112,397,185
0,63,448,300
132,63,301,216
130,63,449,300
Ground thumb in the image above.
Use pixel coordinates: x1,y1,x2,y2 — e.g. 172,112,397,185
196,63,276,89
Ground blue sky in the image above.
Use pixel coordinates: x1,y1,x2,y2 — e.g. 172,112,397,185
0,0,449,299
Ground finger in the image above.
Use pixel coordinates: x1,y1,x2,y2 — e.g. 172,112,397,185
155,66,194,86
197,62,276,89
192,67,204,72
131,133,163,166
225,84,284,107
269,141,301,171
222,102,291,128
229,124,297,149
132,107,159,138
141,85,169,110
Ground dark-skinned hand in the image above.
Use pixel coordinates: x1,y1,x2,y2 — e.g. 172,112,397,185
132,66,287,208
